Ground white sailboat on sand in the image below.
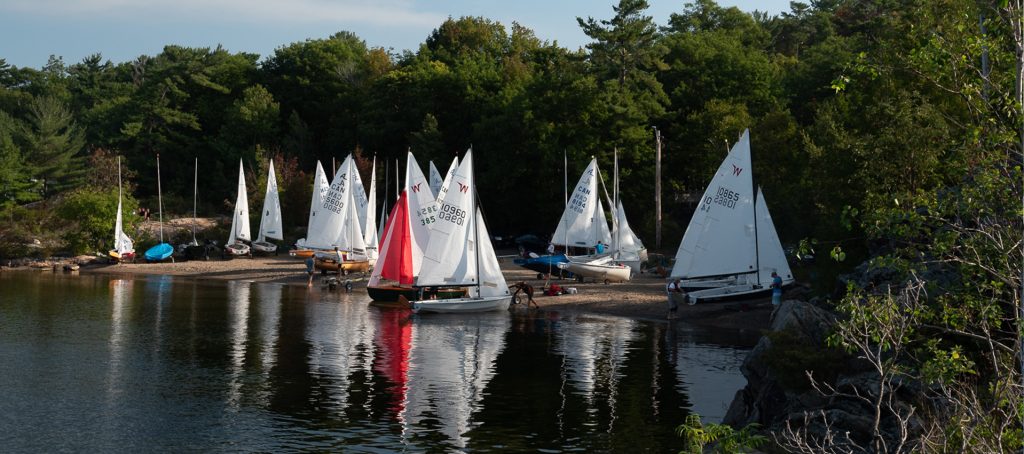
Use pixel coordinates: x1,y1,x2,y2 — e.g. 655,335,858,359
225,160,252,257
291,161,330,258
409,149,512,313
252,160,283,254
108,156,135,262
368,151,456,302
313,155,371,274
670,129,793,303
554,157,631,283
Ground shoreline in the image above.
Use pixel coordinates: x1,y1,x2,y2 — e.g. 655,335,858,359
5,255,773,332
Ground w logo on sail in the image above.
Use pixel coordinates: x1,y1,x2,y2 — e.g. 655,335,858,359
457,182,469,193
732,164,743,176
411,183,422,192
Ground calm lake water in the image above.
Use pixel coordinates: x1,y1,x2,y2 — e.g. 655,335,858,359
0,272,757,452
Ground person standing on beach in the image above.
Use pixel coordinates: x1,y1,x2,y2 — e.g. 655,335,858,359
770,271,783,306
666,278,685,319
595,241,605,254
305,257,315,287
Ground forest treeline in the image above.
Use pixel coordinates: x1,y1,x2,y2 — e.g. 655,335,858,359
3,0,1007,254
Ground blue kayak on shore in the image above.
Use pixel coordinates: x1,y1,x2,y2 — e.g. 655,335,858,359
513,253,568,276
144,243,174,262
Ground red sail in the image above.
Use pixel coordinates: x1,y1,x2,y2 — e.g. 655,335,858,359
379,191,414,285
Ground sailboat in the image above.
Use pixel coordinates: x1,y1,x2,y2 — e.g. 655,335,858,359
428,160,443,198
436,156,458,203
252,160,283,254
363,156,378,266
179,158,212,260
108,156,135,262
312,155,371,274
290,161,330,258
368,152,462,302
607,150,647,273
408,149,512,313
670,129,793,303
225,160,252,257
144,154,174,262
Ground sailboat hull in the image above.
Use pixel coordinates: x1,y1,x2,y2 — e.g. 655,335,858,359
108,250,136,263
314,255,370,274
558,261,631,283
226,243,251,256
144,243,173,262
368,285,467,302
410,295,512,313
251,241,278,253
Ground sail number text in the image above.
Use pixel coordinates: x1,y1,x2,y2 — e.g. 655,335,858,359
701,186,739,212
438,203,467,226
418,205,437,226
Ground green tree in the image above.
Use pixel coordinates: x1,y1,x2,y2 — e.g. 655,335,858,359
19,95,87,197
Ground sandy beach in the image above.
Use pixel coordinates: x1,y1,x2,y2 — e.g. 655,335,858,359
17,253,774,332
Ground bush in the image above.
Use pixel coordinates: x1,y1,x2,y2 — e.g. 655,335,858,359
56,188,138,254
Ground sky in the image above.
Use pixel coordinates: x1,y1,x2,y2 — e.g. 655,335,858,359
0,0,792,69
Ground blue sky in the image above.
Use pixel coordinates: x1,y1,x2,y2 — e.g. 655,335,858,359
0,0,792,69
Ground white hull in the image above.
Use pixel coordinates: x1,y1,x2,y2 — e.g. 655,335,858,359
251,241,277,253
686,284,770,304
411,295,512,313
226,243,250,256
558,261,631,283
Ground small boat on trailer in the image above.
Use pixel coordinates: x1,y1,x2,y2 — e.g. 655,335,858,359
313,250,370,275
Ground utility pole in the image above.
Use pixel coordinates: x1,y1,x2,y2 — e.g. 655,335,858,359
654,127,662,249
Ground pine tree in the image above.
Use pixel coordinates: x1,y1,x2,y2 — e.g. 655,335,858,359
20,96,87,197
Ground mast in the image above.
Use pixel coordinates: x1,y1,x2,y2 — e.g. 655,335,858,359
751,133,761,287
614,149,620,259
654,127,662,249
563,150,568,251
472,148,481,297
192,157,197,244
157,153,164,243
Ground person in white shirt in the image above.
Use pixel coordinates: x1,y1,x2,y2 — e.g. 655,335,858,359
666,278,685,318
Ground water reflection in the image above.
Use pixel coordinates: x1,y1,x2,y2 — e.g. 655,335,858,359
401,313,510,450
0,273,756,452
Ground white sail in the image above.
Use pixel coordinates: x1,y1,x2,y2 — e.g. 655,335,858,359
114,202,134,255
228,160,251,245
437,156,458,203
303,161,330,243
552,158,605,249
405,152,436,275
755,187,794,286
364,157,378,260
417,150,476,287
613,201,644,260
474,208,509,298
303,156,353,250
596,198,612,246
257,160,283,241
334,157,367,254
352,158,370,236
671,130,756,279
112,157,134,255
428,160,442,198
